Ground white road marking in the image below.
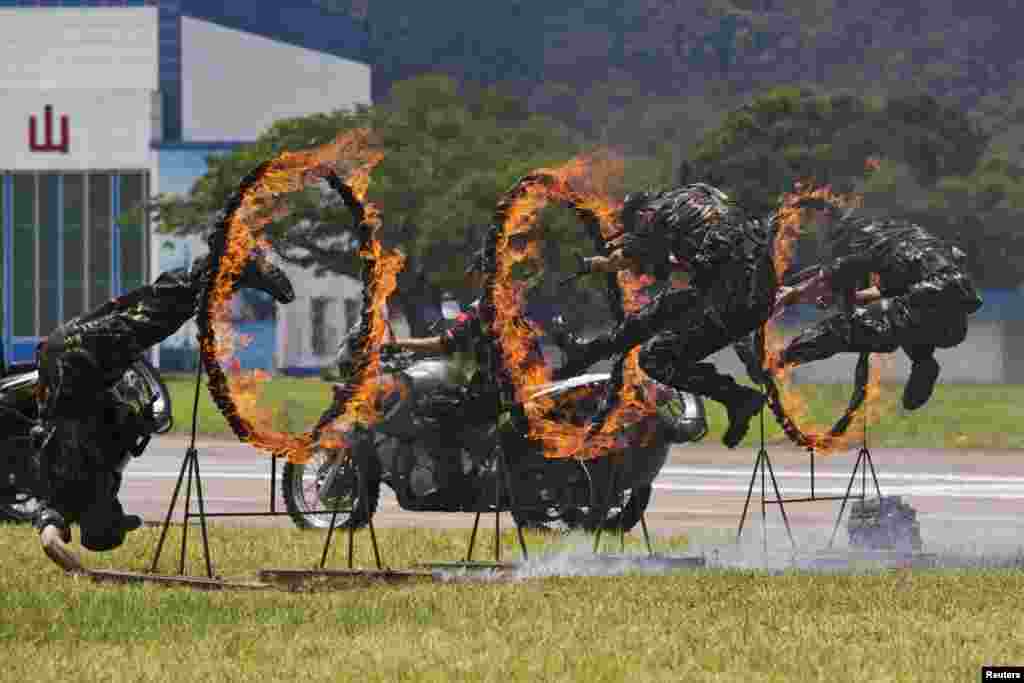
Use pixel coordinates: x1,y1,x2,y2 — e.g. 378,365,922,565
125,472,272,480
124,467,1024,500
660,466,1024,485
653,482,1024,499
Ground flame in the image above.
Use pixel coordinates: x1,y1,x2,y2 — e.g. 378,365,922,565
315,216,406,448
765,179,885,453
201,128,403,464
486,153,660,459
613,269,663,448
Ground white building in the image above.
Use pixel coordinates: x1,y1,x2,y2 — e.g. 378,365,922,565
0,0,370,373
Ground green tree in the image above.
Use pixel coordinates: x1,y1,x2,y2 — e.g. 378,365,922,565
686,86,1024,286
687,86,990,215
152,74,589,328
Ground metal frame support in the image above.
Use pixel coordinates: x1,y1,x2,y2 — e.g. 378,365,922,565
463,444,529,564
736,392,883,553
148,350,380,577
591,455,655,557
735,405,796,553
318,429,383,571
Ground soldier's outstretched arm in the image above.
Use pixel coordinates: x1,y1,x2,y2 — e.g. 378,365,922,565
392,336,445,353
559,249,643,287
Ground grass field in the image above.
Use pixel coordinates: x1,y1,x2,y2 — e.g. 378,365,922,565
164,372,1024,449
0,523,1020,682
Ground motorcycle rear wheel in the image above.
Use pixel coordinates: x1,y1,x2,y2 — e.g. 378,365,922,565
512,485,653,533
281,449,380,530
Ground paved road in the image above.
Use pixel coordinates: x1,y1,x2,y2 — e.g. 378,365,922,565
121,437,1024,551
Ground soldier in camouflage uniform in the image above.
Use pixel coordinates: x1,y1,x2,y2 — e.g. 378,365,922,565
775,202,982,410
556,183,775,448
34,242,294,571
387,245,544,382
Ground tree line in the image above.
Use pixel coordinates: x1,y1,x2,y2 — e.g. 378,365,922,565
151,74,1024,324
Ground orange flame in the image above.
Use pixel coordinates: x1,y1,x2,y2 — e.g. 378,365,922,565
765,180,884,453
202,128,403,463
315,217,406,449
489,153,661,459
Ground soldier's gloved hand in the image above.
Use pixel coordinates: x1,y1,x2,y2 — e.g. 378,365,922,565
558,252,592,287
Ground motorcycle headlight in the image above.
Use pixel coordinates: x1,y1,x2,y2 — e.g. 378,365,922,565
656,389,708,444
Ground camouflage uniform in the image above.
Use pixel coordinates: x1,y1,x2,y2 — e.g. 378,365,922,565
559,183,776,447
34,251,293,550
781,217,982,409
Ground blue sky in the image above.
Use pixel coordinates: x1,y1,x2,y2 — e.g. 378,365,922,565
159,149,214,196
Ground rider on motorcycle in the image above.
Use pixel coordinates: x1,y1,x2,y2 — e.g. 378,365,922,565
387,248,489,359
34,238,295,572
381,246,540,497
321,243,544,500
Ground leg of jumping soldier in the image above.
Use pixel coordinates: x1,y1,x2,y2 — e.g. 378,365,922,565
782,301,901,369
896,297,969,410
782,297,966,410
556,288,701,380
637,313,766,448
900,342,940,410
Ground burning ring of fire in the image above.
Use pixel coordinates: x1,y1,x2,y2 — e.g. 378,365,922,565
480,156,661,460
760,183,881,453
197,130,404,464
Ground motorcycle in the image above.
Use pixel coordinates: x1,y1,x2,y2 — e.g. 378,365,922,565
0,356,174,523
281,314,708,532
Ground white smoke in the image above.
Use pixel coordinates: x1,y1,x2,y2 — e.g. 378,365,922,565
434,505,1024,584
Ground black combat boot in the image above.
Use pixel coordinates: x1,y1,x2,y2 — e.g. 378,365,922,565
720,385,766,448
902,356,940,410
655,362,766,449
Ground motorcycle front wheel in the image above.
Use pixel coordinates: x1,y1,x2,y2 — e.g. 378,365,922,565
281,448,380,530
583,485,653,533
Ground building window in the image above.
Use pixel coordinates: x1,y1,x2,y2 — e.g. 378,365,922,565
88,173,112,309
312,296,343,357
158,0,183,142
310,296,337,356
118,172,148,294
343,298,359,332
38,174,60,334
63,174,86,322
11,174,35,337
2,171,148,354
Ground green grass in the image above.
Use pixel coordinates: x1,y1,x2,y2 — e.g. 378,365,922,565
1,523,1021,682
165,372,337,438
165,372,1024,449
711,382,1024,450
